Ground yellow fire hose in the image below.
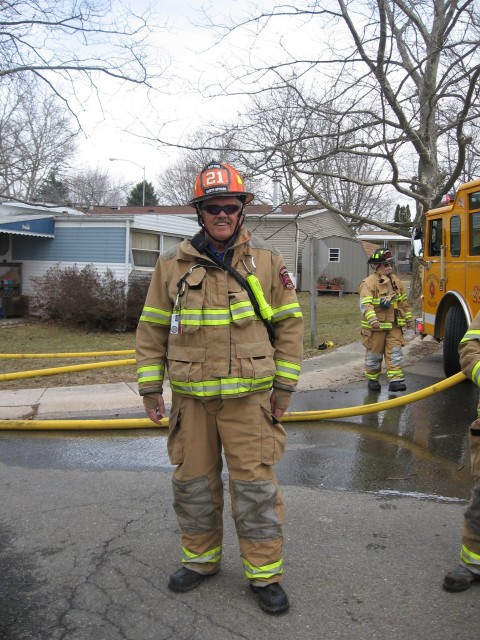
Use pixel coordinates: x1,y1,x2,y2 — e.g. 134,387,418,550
0,350,135,359
0,359,135,381
0,364,467,430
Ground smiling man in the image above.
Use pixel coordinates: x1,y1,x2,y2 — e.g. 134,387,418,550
135,161,303,614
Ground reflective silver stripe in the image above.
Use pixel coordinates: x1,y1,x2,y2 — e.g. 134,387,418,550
461,330,480,343
137,365,164,383
230,300,256,320
272,302,302,321
170,376,274,397
242,557,283,580
275,359,301,381
181,545,222,564
472,361,480,386
180,308,231,326
460,544,480,566
140,306,171,325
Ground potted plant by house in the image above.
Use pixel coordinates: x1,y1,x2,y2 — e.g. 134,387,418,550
316,274,344,295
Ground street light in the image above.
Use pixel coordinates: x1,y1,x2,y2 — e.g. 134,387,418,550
109,157,146,206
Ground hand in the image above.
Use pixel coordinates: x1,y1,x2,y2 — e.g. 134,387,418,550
270,389,291,419
143,393,166,425
371,320,381,330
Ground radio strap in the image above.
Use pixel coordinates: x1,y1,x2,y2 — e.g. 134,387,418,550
190,233,276,345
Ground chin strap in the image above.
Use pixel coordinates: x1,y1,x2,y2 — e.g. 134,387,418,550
190,233,276,345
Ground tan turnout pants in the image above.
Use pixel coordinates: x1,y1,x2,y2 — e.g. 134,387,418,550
361,325,405,382
167,390,287,585
460,422,480,570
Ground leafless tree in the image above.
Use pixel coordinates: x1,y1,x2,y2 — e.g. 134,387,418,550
0,0,155,112
198,0,480,224
0,0,161,202
0,76,76,199
67,167,128,208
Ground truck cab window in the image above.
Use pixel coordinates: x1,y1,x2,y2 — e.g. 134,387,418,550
429,219,442,256
450,215,461,257
470,210,480,255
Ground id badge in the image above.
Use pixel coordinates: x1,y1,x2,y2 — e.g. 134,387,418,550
170,312,181,334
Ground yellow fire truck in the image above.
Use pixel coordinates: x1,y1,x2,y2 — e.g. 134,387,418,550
412,178,480,376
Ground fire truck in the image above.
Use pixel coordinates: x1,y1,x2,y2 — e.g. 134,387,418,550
412,178,480,377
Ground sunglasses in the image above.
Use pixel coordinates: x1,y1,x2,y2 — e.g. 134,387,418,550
202,204,242,215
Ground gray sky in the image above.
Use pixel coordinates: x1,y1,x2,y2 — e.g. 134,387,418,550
75,0,315,188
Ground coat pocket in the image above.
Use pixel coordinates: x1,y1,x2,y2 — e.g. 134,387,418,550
179,267,207,334
229,289,256,327
235,341,276,383
167,345,206,383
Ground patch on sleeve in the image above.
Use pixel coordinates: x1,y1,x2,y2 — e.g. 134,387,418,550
279,266,295,290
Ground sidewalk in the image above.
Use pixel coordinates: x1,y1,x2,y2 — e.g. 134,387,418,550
0,336,438,420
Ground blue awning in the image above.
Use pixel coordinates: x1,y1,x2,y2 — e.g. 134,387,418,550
0,215,55,238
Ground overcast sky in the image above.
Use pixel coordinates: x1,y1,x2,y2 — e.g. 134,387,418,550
74,0,319,190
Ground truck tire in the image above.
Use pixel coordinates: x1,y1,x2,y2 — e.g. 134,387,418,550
443,306,468,377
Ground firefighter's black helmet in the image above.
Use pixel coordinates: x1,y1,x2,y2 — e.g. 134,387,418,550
368,248,394,265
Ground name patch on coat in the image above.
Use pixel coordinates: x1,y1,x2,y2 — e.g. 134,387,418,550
279,266,294,290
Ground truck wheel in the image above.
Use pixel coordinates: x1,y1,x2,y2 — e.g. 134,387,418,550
443,306,468,377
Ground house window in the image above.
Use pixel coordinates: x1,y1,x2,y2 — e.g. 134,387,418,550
131,231,183,268
162,235,183,253
397,244,408,260
328,248,340,262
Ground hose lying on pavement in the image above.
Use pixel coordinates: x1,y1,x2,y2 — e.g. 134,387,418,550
0,371,467,430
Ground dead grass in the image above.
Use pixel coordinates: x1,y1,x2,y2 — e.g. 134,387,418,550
0,292,363,389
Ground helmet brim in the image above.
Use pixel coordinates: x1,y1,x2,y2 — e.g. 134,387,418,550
189,191,254,207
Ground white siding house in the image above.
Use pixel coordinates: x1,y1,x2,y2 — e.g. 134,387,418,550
88,203,356,287
0,202,198,316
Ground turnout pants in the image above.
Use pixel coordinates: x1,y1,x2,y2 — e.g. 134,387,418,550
460,421,480,571
361,325,405,382
167,390,286,585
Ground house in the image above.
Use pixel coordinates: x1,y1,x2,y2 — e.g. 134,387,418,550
0,198,364,316
355,230,412,273
89,203,358,289
300,235,371,294
0,201,198,317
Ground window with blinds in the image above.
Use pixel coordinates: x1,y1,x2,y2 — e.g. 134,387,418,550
131,231,184,268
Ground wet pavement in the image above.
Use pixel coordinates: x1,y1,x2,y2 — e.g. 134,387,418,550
1,345,480,640
0,363,476,501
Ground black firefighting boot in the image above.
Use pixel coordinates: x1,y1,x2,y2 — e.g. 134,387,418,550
168,566,219,592
250,582,290,614
368,379,381,391
388,380,406,392
443,564,480,592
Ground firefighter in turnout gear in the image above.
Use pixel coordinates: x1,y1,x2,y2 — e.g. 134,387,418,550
443,312,480,592
358,249,413,392
135,162,303,614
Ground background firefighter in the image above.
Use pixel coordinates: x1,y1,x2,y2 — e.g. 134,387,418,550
135,162,303,614
443,312,480,592
358,249,413,392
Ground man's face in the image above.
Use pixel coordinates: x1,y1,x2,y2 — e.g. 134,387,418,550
377,261,394,275
199,196,243,247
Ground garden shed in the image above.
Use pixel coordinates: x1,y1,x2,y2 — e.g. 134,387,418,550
300,235,370,294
